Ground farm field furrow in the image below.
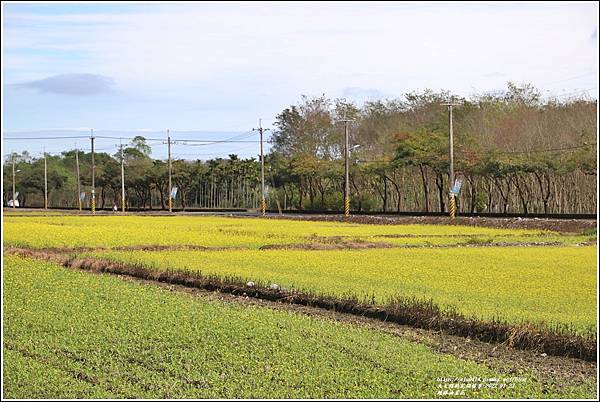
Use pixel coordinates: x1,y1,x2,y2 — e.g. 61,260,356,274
3,255,595,399
369,233,590,247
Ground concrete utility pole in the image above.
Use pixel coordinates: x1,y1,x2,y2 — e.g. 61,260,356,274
90,129,96,214
167,130,172,213
44,148,48,209
120,139,125,212
253,119,270,216
75,146,82,211
337,118,355,217
11,152,16,209
442,101,461,218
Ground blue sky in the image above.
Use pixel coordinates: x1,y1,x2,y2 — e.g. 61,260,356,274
2,1,598,159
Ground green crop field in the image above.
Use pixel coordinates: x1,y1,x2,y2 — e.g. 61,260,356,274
3,256,595,399
2,214,597,398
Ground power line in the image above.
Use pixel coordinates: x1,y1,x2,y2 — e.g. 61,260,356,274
3,130,261,142
177,130,257,141
175,131,259,146
95,129,260,142
177,140,261,145
171,145,260,157
3,135,269,147
3,135,91,140
172,130,260,145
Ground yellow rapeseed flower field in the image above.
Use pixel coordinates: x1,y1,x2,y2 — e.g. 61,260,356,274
88,246,597,335
4,215,596,334
3,215,570,248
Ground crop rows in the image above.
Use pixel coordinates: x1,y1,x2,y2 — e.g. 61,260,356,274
82,246,596,335
8,255,596,398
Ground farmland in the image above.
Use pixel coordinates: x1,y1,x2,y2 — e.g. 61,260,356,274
3,255,596,398
4,215,596,331
85,246,596,333
2,215,592,249
2,213,598,398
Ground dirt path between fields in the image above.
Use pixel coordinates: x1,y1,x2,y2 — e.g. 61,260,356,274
30,244,244,254
259,240,567,250
264,215,597,233
23,238,584,255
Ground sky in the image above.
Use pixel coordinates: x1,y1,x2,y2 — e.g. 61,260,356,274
2,1,598,159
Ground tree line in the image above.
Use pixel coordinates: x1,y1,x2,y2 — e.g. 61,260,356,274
3,140,264,211
3,83,597,214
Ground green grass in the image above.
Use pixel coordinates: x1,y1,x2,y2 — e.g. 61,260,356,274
3,256,595,399
87,246,597,335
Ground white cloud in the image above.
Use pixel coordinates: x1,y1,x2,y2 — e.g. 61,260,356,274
4,3,597,97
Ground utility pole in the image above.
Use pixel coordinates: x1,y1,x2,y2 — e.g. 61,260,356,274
120,138,126,212
75,145,82,211
167,130,172,213
337,118,355,217
90,129,96,214
253,119,270,216
442,101,461,218
44,148,48,209
11,152,16,209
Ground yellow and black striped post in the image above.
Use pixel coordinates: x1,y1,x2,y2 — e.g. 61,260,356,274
344,195,350,217
44,150,48,210
90,130,96,214
261,198,266,216
121,198,126,213
449,193,457,218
